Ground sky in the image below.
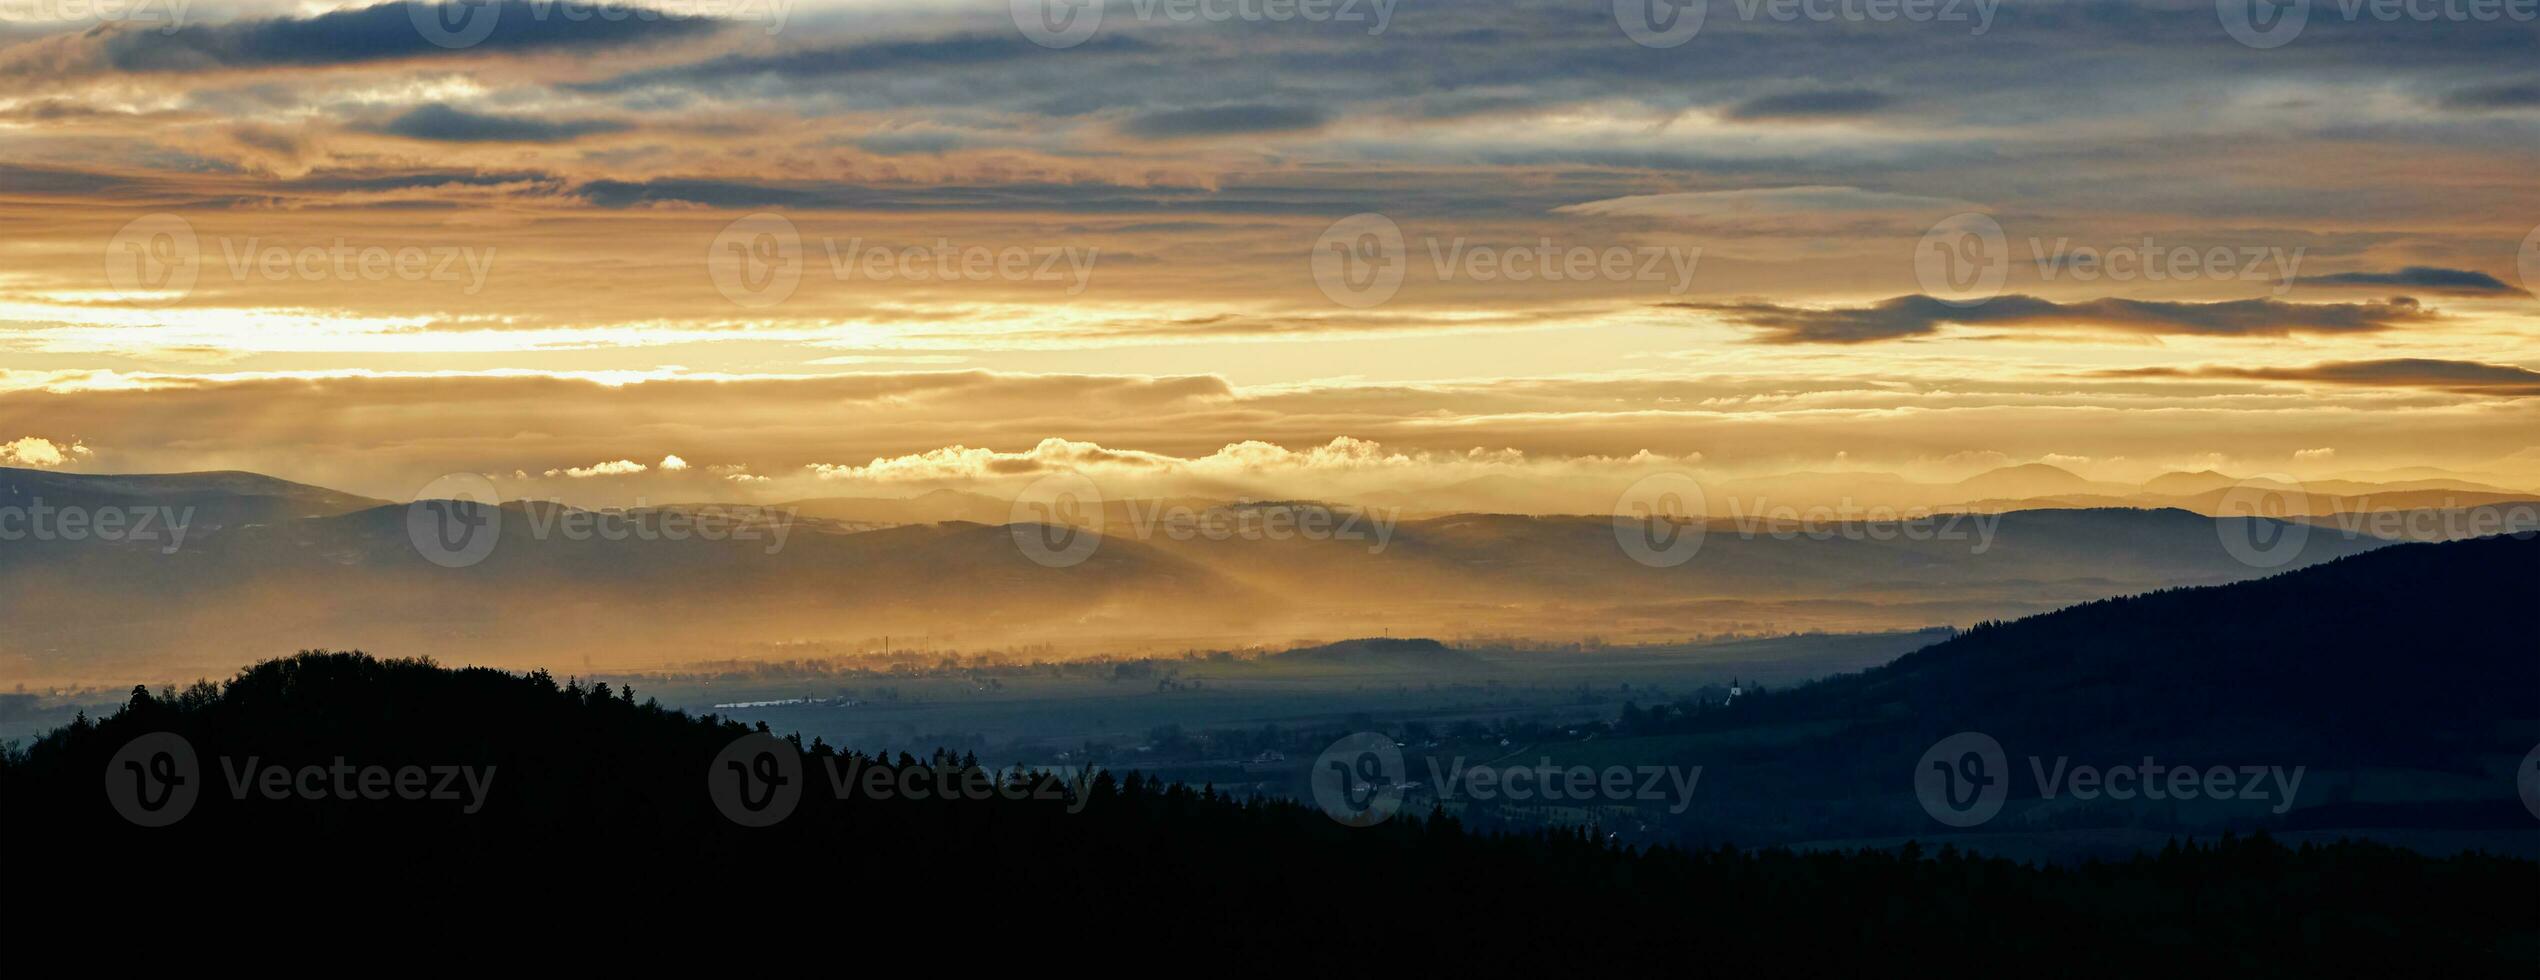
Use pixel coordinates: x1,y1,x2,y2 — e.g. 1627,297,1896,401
0,0,2534,506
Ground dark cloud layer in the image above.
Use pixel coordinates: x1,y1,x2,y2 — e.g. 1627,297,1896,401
377,104,630,143
1677,295,2438,344
2437,79,2540,110
0,2,724,79
2110,359,2540,397
1120,103,1331,139
573,33,1150,93
2297,267,2530,297
1722,89,1895,121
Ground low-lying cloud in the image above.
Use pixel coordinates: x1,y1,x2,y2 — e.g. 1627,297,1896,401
1676,295,2439,344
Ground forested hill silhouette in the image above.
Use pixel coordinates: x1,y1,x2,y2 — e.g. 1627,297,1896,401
1271,636,1476,666
5,650,2534,969
1611,533,2540,850
1670,532,2537,762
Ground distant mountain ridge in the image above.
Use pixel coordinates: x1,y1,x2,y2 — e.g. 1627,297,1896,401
0,466,2505,682
0,465,384,526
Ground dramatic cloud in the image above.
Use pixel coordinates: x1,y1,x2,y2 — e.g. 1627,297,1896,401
0,2,725,80
1,0,2534,504
1722,89,1896,121
1551,186,1975,222
0,436,92,468
375,104,631,144
2437,80,2540,110
575,33,1147,92
547,459,649,478
1120,104,1331,139
2109,359,2540,397
2296,267,2530,297
1677,296,2440,344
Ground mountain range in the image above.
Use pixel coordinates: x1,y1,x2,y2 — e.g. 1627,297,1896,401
0,464,2531,683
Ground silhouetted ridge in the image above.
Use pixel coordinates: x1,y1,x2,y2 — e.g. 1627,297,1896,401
1272,637,1472,665
1714,533,2537,762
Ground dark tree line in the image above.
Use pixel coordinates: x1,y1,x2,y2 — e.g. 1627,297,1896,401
4,648,2532,972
